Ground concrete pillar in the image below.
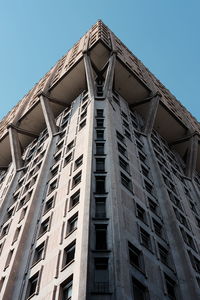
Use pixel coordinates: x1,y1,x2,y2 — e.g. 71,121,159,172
8,126,23,170
40,95,58,136
83,54,95,99
143,93,160,135
103,53,116,99
185,133,199,178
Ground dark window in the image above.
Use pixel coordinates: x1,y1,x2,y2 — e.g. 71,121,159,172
70,190,80,208
136,204,146,223
74,155,83,170
44,197,54,214
64,152,72,167
48,179,58,194
132,277,148,300
116,131,125,143
124,130,132,140
26,272,39,299
180,228,196,250
165,274,176,299
4,250,13,270
153,219,163,237
96,176,106,194
94,258,109,293
121,172,132,191
118,143,127,157
67,140,74,152
128,242,143,270
140,228,151,250
95,198,106,218
139,152,147,164
80,109,87,120
39,217,50,236
96,130,104,140
119,156,129,173
61,277,73,300
144,180,153,195
123,120,130,130
96,143,105,155
95,224,107,250
158,244,169,266
121,111,128,120
51,165,59,177
33,242,45,265
188,252,200,273
148,198,158,215
96,158,105,172
96,109,104,117
1,224,9,238
79,119,86,130
96,119,104,127
72,171,82,188
67,213,78,234
63,241,76,266
12,227,21,244
141,166,149,178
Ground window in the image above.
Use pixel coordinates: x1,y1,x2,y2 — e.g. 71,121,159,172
121,172,132,191
95,176,106,194
96,130,104,140
116,131,125,144
118,143,127,157
96,109,104,117
4,249,14,270
96,158,105,172
158,244,170,266
67,140,74,152
79,119,86,130
80,109,87,120
33,242,45,265
63,241,76,267
67,213,78,234
72,171,82,188
139,152,147,164
96,119,104,127
95,198,106,218
180,228,196,250
26,272,40,299
19,207,27,222
124,130,132,140
44,197,54,214
164,274,176,299
74,155,83,170
123,120,130,130
60,276,73,300
188,252,200,273
121,111,128,120
141,166,150,178
96,143,105,155
136,204,146,223
95,224,107,250
12,227,21,244
140,227,151,250
1,224,9,239
128,242,143,270
119,156,129,173
64,152,72,167
70,190,80,208
144,180,153,195
48,179,58,195
132,277,148,300
51,165,59,177
39,217,50,236
94,258,109,293
153,219,163,237
148,198,158,215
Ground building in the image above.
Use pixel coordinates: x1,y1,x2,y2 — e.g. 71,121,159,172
0,20,200,300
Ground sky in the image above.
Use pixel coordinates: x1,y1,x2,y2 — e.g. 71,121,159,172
0,0,200,121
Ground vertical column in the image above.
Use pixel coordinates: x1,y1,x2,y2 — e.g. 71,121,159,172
103,53,116,99
40,95,58,136
8,125,23,170
143,93,160,135
83,54,95,99
185,133,199,178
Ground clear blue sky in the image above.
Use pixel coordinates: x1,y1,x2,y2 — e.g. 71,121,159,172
0,0,200,121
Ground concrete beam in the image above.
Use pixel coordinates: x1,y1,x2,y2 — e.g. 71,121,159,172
103,53,116,99
40,92,69,108
185,134,199,178
40,95,58,136
143,93,161,135
8,126,23,170
83,54,95,99
9,124,39,138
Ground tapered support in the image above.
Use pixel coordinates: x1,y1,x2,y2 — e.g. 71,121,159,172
83,54,95,99
143,93,160,135
185,133,199,178
40,95,58,136
103,53,116,99
8,126,23,170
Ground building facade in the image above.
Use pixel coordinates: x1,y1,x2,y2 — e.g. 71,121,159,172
0,20,200,300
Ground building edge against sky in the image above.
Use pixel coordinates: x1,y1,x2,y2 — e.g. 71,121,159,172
0,20,200,299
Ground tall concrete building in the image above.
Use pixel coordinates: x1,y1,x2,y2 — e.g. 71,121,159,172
0,20,200,300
